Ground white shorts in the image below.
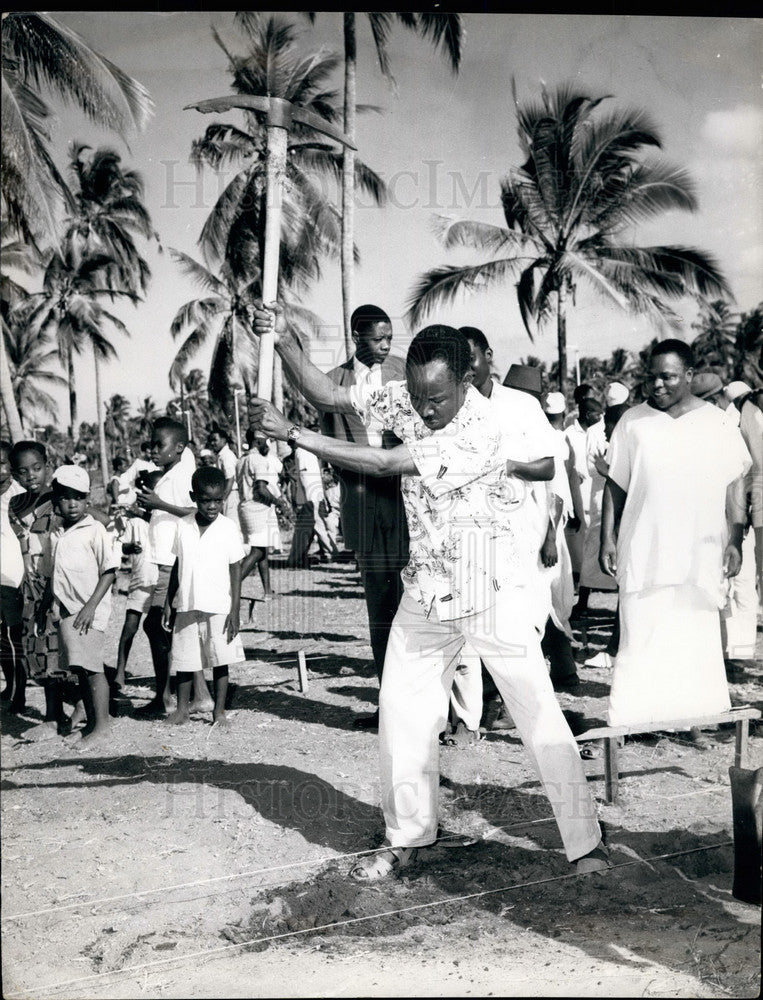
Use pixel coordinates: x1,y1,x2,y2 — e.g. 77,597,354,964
169,610,245,675
238,500,281,549
126,585,155,615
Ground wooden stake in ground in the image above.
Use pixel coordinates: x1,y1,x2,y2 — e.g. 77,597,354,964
184,95,355,401
297,651,309,693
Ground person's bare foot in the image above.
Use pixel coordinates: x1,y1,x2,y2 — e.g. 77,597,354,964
77,723,112,751
166,710,190,725
29,720,59,742
188,698,214,714
211,712,231,731
70,702,87,728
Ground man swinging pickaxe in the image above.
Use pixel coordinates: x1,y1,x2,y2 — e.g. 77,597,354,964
184,94,356,402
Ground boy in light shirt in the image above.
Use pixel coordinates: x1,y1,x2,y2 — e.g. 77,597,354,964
162,466,246,730
37,466,120,748
135,417,212,717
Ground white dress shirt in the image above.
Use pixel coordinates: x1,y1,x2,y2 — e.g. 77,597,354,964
171,512,246,614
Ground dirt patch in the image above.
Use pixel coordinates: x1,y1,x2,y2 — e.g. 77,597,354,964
1,560,761,998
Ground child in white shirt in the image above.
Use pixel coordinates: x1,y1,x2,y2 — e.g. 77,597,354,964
162,466,245,730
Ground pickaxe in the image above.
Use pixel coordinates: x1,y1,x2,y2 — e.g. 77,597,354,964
184,94,356,402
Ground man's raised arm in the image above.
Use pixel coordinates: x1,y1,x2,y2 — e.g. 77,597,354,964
252,303,357,414
250,399,417,478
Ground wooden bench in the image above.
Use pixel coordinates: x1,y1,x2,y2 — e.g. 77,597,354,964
575,706,761,805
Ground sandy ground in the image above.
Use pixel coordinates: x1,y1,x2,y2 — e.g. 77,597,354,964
1,556,761,999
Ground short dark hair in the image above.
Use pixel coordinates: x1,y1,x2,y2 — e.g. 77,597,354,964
153,416,188,447
10,440,46,467
579,397,603,421
351,304,391,338
191,465,225,493
0,439,11,458
573,383,594,405
406,325,471,382
651,338,694,369
459,326,490,353
112,456,127,471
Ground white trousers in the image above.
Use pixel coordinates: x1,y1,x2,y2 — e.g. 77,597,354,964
721,529,759,660
449,643,483,731
379,591,601,861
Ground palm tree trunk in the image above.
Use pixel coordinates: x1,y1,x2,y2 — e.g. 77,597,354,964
0,325,24,442
66,344,78,438
341,12,357,359
94,352,109,490
557,280,569,394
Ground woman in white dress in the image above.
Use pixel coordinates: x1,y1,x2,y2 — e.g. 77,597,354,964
600,340,751,726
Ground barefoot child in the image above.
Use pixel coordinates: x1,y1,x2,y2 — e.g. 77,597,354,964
9,442,73,731
10,444,115,734
162,466,245,729
112,470,162,692
134,417,213,716
37,466,120,747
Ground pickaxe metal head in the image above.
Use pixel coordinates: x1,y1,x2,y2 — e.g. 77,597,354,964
184,94,357,150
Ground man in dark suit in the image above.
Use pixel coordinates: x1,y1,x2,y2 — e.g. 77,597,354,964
320,305,409,729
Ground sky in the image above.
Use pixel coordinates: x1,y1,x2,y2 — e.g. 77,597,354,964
20,11,763,423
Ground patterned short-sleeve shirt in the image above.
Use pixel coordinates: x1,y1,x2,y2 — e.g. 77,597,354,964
355,381,536,620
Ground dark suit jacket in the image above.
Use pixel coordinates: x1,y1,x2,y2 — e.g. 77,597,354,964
320,355,409,561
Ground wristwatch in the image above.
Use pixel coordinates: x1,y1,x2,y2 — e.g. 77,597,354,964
286,424,302,446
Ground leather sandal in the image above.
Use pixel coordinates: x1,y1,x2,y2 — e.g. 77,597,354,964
349,844,418,882
441,721,483,748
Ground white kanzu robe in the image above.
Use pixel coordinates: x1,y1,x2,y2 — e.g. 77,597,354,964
606,401,751,726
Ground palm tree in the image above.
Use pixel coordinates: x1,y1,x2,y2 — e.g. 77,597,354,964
1,222,41,440
132,395,158,443
306,12,463,353
66,143,158,295
191,14,385,299
3,320,67,432
166,368,213,446
103,393,131,457
1,11,152,244
168,251,260,416
168,250,322,417
690,299,738,377
407,83,731,393
60,143,154,477
13,242,134,436
732,304,762,383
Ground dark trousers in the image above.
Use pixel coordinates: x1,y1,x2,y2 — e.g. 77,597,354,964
286,502,316,568
357,557,406,683
541,618,579,683
355,500,408,683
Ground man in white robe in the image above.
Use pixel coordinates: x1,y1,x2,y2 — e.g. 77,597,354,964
600,340,751,726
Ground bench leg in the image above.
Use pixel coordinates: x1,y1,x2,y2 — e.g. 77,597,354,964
604,737,620,805
735,718,749,769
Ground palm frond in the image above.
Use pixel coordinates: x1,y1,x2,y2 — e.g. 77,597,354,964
3,12,153,133
169,249,228,297
412,13,464,73
406,258,527,330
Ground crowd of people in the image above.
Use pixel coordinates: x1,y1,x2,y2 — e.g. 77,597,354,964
0,303,760,883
